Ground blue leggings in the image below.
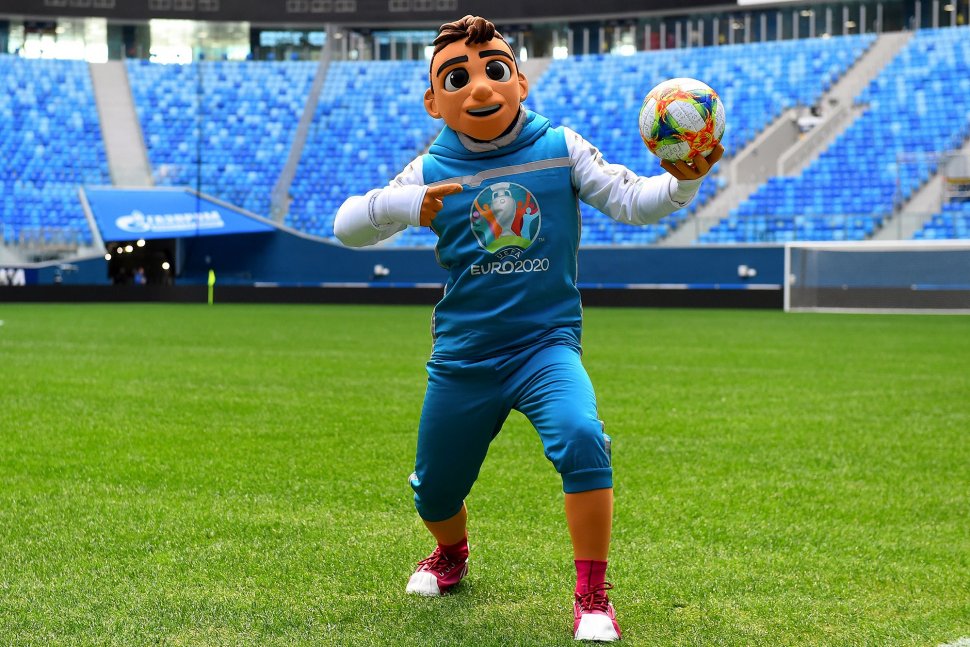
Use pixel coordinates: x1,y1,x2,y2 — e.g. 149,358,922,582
410,341,613,522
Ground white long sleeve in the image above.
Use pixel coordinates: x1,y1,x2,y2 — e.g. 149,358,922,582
333,128,704,246
333,158,427,248
564,127,702,226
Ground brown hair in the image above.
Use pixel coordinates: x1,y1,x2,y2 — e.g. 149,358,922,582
432,15,506,56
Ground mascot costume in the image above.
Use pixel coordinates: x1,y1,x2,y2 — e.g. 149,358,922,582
334,15,722,641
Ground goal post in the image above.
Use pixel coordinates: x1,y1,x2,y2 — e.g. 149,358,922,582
784,240,970,314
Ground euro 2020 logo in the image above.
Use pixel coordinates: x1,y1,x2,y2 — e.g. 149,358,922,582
470,182,540,254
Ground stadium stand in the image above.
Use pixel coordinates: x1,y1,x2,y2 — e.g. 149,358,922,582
526,34,874,245
8,28,969,253
126,59,315,216
0,55,109,249
701,26,970,244
286,60,443,244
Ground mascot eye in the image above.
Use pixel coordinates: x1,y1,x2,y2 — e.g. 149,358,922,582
444,68,470,91
485,60,512,82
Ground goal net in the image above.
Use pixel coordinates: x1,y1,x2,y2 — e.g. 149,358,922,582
784,240,970,313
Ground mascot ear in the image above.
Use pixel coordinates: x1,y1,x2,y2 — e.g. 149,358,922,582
424,88,441,119
518,72,529,103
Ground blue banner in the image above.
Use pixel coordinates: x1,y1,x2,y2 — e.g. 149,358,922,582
85,188,276,242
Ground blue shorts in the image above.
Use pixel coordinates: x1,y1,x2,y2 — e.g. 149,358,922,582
409,339,613,522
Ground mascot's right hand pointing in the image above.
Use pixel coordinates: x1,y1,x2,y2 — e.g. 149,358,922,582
421,183,464,226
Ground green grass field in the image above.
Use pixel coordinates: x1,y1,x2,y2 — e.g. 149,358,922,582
1,304,968,646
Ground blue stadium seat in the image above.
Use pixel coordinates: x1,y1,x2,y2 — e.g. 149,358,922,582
913,199,970,240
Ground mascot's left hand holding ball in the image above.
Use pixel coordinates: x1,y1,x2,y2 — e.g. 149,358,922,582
333,15,721,642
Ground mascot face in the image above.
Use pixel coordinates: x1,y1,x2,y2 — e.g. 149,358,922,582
424,36,529,141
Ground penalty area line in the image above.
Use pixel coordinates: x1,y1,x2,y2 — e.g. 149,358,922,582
939,638,970,647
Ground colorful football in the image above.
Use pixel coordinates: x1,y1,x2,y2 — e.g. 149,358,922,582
639,77,726,162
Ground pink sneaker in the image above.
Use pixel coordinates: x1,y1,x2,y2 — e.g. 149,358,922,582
574,583,621,641
405,546,468,596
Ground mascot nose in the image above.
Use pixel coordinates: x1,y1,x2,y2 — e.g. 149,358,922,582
470,82,492,101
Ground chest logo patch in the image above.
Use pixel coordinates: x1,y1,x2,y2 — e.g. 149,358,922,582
469,182,541,254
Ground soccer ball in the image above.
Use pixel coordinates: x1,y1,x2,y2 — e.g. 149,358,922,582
638,78,726,162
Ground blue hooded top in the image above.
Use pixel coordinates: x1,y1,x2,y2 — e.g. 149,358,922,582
421,110,583,360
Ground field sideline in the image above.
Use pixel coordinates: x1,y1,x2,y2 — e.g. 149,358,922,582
0,304,967,646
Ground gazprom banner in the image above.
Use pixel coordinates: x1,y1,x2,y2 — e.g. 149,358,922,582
85,188,276,242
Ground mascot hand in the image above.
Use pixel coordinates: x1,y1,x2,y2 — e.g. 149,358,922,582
420,183,463,227
661,144,724,181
